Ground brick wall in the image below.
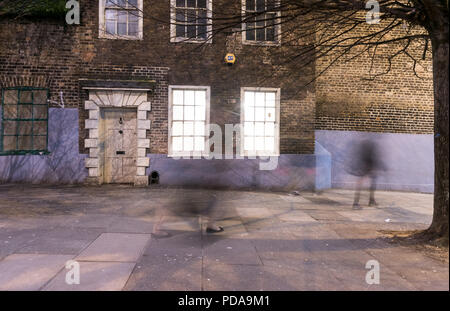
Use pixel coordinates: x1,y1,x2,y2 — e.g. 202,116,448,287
1,0,316,155
315,20,434,134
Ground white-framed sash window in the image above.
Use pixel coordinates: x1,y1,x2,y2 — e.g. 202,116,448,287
170,0,213,43
99,0,143,40
240,87,280,157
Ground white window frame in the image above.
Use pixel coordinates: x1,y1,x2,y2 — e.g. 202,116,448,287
170,0,213,43
240,87,280,157
99,0,144,40
168,85,211,157
241,0,281,46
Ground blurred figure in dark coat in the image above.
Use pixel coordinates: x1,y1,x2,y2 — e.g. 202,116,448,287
347,139,386,210
152,190,224,238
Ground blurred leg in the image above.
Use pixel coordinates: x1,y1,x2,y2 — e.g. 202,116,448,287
353,176,364,209
369,174,377,206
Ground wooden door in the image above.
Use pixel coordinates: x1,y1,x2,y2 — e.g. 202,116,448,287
102,108,137,184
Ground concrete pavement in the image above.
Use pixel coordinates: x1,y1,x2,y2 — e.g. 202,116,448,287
0,184,447,291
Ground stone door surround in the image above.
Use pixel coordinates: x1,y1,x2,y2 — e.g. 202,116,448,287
84,90,151,186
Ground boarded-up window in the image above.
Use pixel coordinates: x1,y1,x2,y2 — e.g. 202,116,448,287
1,88,49,154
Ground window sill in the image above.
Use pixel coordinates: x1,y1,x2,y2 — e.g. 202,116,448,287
170,37,212,44
242,40,281,47
0,150,50,156
99,33,143,41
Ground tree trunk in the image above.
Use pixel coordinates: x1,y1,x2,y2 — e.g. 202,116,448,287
427,20,449,245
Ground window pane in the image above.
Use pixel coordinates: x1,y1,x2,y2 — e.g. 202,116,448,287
244,136,254,151
244,122,254,136
172,121,183,135
255,92,265,106
244,91,255,107
105,9,116,20
256,0,265,12
3,105,17,119
3,136,16,151
267,0,276,11
187,0,196,8
246,0,255,10
106,21,116,34
173,137,183,151
197,0,207,8
176,24,185,37
184,106,195,120
128,22,138,36
195,106,205,121
266,107,275,121
33,136,47,150
255,137,265,150
245,107,255,121
266,26,275,41
194,137,205,151
187,24,196,39
194,121,205,135
128,0,138,7
34,121,47,135
265,136,274,151
184,121,194,135
195,90,206,106
176,0,185,7
20,91,32,103
255,107,265,121
129,11,139,22
265,92,275,106
184,137,194,151
246,28,255,41
173,106,183,120
18,121,32,135
265,122,274,136
3,90,18,105
19,105,32,119
184,90,195,105
18,136,32,150
33,90,47,105
173,90,184,105
254,122,264,136
106,0,115,7
118,11,127,33
3,121,17,135
256,27,265,41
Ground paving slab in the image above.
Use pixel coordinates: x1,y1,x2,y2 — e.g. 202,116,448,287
0,254,73,291
337,209,399,223
307,210,350,221
203,237,261,266
236,207,272,219
17,227,102,255
277,210,317,222
204,262,346,291
43,262,135,291
76,233,150,262
124,255,202,291
106,217,154,233
142,231,202,263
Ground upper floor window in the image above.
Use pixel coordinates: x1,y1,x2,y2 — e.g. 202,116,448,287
240,87,280,157
99,0,143,40
1,88,49,155
170,0,212,43
242,0,280,45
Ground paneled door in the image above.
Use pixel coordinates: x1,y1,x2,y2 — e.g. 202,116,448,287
101,108,137,184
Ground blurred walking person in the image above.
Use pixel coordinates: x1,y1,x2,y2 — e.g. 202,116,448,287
347,138,386,210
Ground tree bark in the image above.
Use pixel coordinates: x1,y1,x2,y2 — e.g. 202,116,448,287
427,14,449,245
